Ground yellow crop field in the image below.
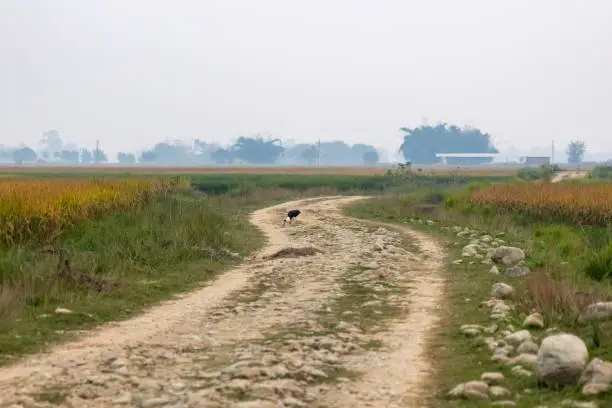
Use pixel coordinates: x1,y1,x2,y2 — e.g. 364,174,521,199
0,177,188,245
470,183,612,226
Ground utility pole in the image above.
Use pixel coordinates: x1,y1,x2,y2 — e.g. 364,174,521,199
551,140,555,164
94,139,100,165
316,139,321,167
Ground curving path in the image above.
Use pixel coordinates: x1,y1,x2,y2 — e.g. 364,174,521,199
0,196,444,408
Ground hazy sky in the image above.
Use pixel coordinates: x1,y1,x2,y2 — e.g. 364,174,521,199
1,0,611,157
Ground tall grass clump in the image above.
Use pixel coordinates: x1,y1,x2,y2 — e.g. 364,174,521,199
0,189,263,362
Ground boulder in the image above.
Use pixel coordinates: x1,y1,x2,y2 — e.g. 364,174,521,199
448,380,489,400
504,265,531,277
523,312,545,329
491,283,514,299
578,358,612,396
489,246,525,266
577,302,612,325
462,244,479,257
509,353,537,370
505,330,533,345
489,385,511,398
536,333,589,388
481,372,505,385
516,340,539,355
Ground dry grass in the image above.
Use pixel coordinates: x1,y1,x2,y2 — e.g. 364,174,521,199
523,271,604,322
0,286,22,329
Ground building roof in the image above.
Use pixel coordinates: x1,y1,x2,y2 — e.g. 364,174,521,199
435,153,502,158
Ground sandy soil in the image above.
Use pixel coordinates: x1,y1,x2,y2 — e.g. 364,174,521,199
0,196,444,408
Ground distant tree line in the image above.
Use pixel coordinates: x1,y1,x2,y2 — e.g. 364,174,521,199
1,131,382,166
0,125,590,166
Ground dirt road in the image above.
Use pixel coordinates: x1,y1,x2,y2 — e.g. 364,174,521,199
0,196,444,408
551,170,590,183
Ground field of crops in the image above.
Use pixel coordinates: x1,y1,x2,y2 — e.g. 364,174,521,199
0,177,187,245
470,182,612,226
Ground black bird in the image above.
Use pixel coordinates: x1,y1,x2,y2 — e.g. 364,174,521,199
283,209,301,224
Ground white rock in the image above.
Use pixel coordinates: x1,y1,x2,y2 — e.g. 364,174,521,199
510,353,537,369
481,372,505,385
489,246,525,265
578,302,612,324
505,264,531,277
460,324,484,336
511,365,533,377
448,380,489,399
523,312,545,328
489,265,500,275
491,283,514,299
536,333,589,388
54,307,73,314
578,358,612,396
489,386,511,398
505,330,533,345
517,340,539,355
462,244,479,257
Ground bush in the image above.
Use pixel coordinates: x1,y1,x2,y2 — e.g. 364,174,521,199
517,164,560,182
584,244,612,281
590,165,612,180
422,191,446,205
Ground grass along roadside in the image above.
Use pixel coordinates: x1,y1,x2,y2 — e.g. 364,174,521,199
345,193,612,407
0,186,344,366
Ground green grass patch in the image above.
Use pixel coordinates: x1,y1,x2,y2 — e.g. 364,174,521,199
0,184,344,365
0,190,267,364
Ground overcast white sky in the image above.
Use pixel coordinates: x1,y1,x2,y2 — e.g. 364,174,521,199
1,0,611,157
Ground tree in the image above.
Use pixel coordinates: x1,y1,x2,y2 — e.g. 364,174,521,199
363,150,379,166
80,149,93,164
231,136,284,164
399,123,498,165
117,152,136,164
93,148,108,163
13,147,37,164
39,130,63,154
211,148,234,164
300,145,319,165
58,150,80,163
0,147,12,161
193,139,218,163
139,150,157,163
149,142,192,164
567,140,586,164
